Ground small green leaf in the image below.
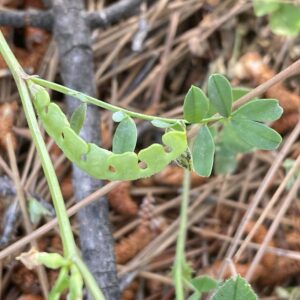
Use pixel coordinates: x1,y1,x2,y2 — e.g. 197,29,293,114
253,0,279,16
70,103,87,135
28,197,52,224
208,74,233,117
112,117,137,154
214,144,237,174
221,122,254,153
183,85,209,123
232,87,251,102
233,99,283,122
231,117,282,150
192,125,215,177
112,111,126,122
151,119,173,128
212,275,258,300
270,4,300,36
191,275,218,293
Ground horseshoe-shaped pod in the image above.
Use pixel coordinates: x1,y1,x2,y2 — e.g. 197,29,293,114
30,84,188,181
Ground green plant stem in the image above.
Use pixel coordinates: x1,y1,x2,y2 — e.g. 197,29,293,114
30,77,186,125
0,31,105,300
0,31,76,257
174,169,190,300
73,255,106,300
30,77,225,127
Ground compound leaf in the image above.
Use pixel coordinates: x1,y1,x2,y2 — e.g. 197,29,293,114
183,85,209,123
208,74,233,117
231,117,282,150
192,125,215,177
212,276,258,300
70,103,87,134
233,99,283,122
112,117,137,154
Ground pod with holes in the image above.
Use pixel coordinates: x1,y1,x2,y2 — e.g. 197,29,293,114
29,83,188,181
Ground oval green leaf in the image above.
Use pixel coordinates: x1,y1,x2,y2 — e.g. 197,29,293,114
214,144,237,174
221,122,254,153
233,99,283,122
183,85,209,123
151,119,173,128
208,74,233,118
191,125,215,177
70,103,87,134
212,275,258,300
112,117,137,154
231,117,282,150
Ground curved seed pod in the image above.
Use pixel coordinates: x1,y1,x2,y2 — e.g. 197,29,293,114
29,83,188,180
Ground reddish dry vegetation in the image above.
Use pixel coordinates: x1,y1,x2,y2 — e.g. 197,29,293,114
1,0,300,299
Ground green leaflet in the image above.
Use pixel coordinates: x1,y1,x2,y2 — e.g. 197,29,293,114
191,125,215,177
70,103,87,134
206,86,250,118
231,117,282,150
212,275,258,300
28,197,52,224
232,87,251,101
183,85,209,123
233,99,283,122
208,74,233,118
30,84,188,181
112,117,137,154
221,121,255,153
151,119,174,128
214,144,237,174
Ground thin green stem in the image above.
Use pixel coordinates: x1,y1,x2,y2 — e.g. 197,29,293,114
73,256,105,300
0,31,76,257
173,169,190,300
0,31,104,299
30,77,186,125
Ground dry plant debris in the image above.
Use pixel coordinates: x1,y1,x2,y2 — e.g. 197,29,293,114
0,101,18,150
115,194,159,265
108,181,138,216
